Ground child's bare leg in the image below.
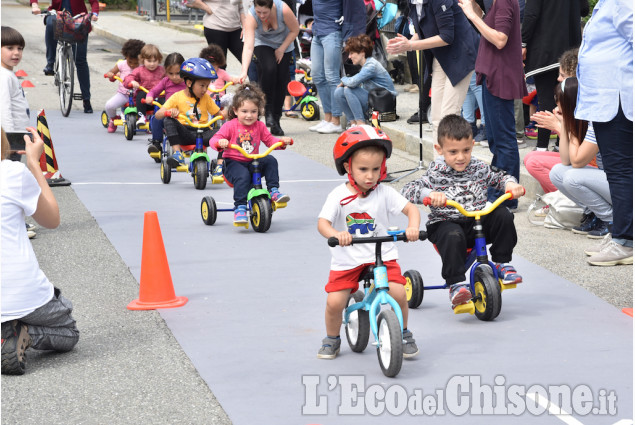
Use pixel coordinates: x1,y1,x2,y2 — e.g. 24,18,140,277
325,289,350,336
388,282,408,329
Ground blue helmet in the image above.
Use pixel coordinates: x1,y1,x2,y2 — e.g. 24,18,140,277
180,58,217,81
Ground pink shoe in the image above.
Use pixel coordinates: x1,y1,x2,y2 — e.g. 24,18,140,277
107,119,116,133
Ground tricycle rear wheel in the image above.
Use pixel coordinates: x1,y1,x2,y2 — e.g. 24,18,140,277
404,270,424,309
201,196,217,225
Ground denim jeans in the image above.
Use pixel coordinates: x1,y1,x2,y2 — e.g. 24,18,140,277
223,156,280,207
334,86,368,121
549,163,613,222
45,15,91,100
310,31,342,117
593,104,633,245
481,76,519,209
462,72,484,124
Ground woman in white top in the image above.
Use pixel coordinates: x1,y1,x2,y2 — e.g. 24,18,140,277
1,128,79,375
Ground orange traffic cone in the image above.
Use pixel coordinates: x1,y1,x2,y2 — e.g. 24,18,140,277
21,80,34,88
15,69,27,77
36,110,71,187
622,308,633,317
127,212,188,310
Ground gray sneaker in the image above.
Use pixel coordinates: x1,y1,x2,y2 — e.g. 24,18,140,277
1,320,31,375
587,240,633,266
317,336,341,359
584,234,612,256
402,329,419,358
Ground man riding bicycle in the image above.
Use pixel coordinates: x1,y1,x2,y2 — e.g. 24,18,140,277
30,0,99,113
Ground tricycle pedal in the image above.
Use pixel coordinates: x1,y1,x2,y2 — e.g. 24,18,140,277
453,301,476,315
149,152,161,159
499,282,517,291
211,176,225,184
176,165,188,172
273,201,287,210
233,222,249,229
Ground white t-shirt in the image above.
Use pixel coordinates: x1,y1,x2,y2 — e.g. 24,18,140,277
0,67,31,132
319,183,408,271
1,160,54,322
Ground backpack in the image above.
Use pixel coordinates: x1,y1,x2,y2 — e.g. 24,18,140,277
541,191,585,230
367,88,397,122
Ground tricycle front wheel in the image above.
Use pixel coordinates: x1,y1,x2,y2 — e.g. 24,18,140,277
376,310,403,377
473,265,502,321
250,196,272,233
193,159,208,190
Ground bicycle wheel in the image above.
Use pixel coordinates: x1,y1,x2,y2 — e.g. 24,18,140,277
345,290,369,353
376,310,403,377
59,44,74,117
250,196,272,233
474,265,502,321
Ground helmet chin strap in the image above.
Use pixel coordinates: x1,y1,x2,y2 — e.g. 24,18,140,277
339,157,387,206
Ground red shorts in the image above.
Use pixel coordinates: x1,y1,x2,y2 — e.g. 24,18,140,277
325,260,406,293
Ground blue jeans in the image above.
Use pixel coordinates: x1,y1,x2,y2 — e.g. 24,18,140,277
481,76,519,209
334,86,368,121
45,15,91,100
462,72,485,124
593,104,633,245
223,156,280,207
310,31,342,117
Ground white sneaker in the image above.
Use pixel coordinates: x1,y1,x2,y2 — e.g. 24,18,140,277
309,120,329,132
317,122,343,134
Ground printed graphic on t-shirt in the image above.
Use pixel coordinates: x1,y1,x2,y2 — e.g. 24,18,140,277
346,212,377,236
185,103,200,124
236,129,254,154
445,180,479,205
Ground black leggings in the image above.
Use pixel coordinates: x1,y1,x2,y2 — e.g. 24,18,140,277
426,207,517,286
254,46,292,120
204,27,243,66
533,69,559,149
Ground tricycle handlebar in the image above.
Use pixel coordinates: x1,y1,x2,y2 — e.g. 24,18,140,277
208,82,233,94
164,111,224,128
228,140,293,159
422,190,525,218
328,231,427,247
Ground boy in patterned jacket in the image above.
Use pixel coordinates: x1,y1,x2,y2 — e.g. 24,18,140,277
401,115,525,308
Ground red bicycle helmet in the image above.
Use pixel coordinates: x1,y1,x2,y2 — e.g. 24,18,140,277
333,125,393,205
333,125,392,175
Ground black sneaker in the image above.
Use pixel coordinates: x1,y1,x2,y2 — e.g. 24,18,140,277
83,99,93,114
587,221,612,239
407,111,428,124
147,140,161,154
43,65,54,76
1,320,31,375
270,122,284,136
572,213,597,235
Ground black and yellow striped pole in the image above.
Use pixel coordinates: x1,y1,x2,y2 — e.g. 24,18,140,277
37,110,71,187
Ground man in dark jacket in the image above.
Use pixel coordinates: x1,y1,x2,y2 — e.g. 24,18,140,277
521,0,589,150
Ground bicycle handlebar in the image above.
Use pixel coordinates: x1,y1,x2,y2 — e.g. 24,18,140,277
328,231,427,247
208,82,233,94
164,111,224,128
228,140,293,159
422,190,525,218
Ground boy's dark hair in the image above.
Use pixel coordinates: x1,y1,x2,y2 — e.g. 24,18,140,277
164,52,185,69
343,34,374,58
121,39,145,60
304,17,314,27
199,43,226,69
1,27,25,48
558,48,579,78
228,83,266,120
437,114,473,145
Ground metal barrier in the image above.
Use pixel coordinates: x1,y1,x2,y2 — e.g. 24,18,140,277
136,0,199,21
